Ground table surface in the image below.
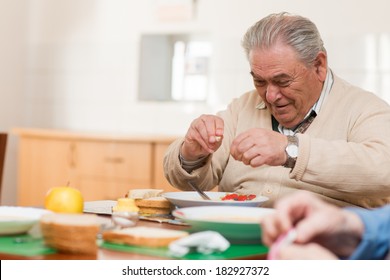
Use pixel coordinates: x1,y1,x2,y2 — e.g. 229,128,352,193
0,219,268,260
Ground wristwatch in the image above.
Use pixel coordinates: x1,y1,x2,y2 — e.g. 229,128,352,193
283,135,299,169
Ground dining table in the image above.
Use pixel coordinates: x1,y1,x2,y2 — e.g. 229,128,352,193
0,216,268,260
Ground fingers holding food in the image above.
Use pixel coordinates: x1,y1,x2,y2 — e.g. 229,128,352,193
182,114,224,160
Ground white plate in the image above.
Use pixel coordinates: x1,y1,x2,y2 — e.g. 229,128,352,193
162,191,268,208
172,206,274,244
83,200,117,215
0,206,51,235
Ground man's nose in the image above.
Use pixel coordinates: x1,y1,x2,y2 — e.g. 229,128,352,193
265,84,280,103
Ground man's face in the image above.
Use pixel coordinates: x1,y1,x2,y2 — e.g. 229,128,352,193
249,43,327,129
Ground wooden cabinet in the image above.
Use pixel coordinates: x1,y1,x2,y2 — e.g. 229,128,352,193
153,142,179,193
17,137,77,206
13,128,179,206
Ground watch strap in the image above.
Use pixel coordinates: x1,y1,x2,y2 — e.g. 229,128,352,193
283,135,299,169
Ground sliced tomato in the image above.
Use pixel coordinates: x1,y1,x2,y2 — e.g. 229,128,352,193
248,194,257,200
221,193,257,201
221,193,238,200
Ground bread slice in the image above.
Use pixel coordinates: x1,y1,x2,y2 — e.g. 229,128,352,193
40,213,101,255
127,189,163,199
102,226,188,248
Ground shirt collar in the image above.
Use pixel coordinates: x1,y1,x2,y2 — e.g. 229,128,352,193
311,68,334,116
256,101,266,110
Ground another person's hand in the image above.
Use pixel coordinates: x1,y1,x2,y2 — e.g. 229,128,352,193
277,243,338,260
261,191,364,259
180,114,224,161
230,128,288,167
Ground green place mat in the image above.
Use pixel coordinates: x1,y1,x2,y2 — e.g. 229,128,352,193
0,234,56,257
101,241,268,260
0,234,269,259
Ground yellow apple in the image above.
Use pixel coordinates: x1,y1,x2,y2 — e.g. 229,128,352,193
45,186,84,213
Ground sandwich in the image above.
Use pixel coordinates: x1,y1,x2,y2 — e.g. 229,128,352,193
102,226,188,248
134,196,173,215
126,189,174,216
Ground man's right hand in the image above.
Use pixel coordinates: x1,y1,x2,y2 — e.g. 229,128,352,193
180,114,224,161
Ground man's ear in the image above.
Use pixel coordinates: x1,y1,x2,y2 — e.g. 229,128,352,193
314,51,327,82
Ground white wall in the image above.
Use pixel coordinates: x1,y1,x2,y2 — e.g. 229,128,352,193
0,0,28,205
1,0,390,204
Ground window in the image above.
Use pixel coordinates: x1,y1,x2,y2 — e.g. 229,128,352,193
138,34,212,101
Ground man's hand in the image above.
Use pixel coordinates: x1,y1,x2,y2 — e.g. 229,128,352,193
180,114,224,161
230,128,288,167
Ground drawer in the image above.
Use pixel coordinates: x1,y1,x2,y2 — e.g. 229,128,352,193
74,141,153,184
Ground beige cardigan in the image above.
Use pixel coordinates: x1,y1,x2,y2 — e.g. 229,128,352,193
163,75,390,208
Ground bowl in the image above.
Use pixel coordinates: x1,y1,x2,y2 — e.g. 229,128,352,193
0,206,51,235
172,205,274,244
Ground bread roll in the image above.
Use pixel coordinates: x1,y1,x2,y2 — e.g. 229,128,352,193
102,226,188,247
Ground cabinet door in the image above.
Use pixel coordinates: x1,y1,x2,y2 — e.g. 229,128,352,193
153,142,178,192
75,141,153,200
17,137,76,206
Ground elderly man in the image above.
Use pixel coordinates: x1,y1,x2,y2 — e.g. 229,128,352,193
163,12,390,208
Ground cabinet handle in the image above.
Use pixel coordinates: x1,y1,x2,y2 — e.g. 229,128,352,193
104,157,124,164
69,143,77,168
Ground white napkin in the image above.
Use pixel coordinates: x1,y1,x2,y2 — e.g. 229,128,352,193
168,231,230,257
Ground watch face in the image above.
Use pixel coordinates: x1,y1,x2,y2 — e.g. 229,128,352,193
287,144,298,158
